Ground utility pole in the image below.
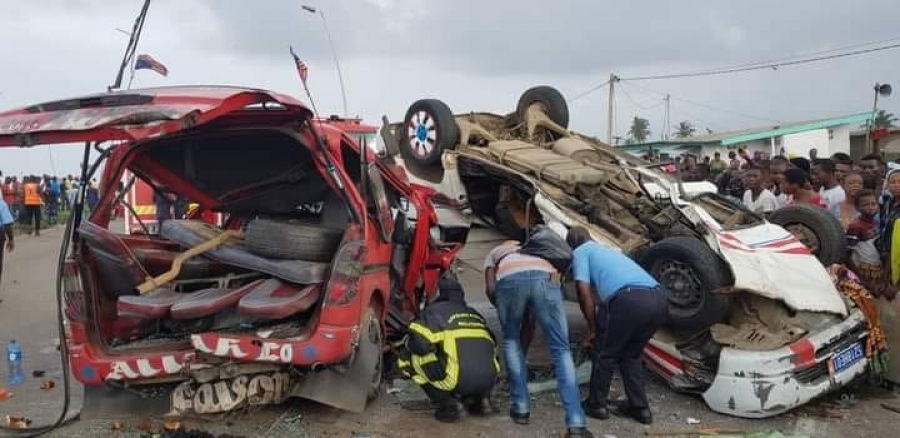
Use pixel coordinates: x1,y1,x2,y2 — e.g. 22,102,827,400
662,94,671,141
607,73,618,145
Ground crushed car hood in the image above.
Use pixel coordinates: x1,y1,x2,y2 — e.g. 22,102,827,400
690,206,848,316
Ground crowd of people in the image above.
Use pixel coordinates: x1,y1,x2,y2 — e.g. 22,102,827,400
663,147,898,300
0,173,101,236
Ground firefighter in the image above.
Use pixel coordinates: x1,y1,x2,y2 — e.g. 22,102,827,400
397,278,499,423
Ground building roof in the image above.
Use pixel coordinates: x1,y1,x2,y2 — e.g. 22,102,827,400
619,112,873,151
690,113,873,146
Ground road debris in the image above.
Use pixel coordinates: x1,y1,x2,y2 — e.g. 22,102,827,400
882,403,900,414
0,388,11,401
110,421,123,431
644,427,745,436
3,415,32,429
31,370,46,378
40,380,55,390
138,420,154,432
686,417,701,425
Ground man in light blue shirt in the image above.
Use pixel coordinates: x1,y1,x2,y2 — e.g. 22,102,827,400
0,198,15,294
567,226,667,426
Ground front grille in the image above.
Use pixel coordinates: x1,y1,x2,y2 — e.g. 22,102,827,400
793,361,829,384
793,320,867,384
815,322,866,360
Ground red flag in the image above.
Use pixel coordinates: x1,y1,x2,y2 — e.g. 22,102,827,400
289,47,308,84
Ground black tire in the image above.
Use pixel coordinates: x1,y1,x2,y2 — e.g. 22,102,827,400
363,305,384,401
768,204,847,265
244,219,342,261
634,237,733,332
401,99,459,167
516,86,569,129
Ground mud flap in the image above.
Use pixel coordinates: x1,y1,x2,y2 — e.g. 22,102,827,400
291,327,381,413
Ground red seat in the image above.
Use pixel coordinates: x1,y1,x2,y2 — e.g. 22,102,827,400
117,288,183,319
237,279,322,320
170,280,266,320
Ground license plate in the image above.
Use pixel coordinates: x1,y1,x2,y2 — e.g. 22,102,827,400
830,341,864,375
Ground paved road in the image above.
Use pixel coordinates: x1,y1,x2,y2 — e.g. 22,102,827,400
1,225,899,437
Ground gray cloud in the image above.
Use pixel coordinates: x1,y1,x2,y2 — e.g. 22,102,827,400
0,0,899,176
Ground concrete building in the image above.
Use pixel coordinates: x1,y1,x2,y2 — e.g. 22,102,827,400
620,113,872,161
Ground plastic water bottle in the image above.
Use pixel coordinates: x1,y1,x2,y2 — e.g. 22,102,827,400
6,340,23,386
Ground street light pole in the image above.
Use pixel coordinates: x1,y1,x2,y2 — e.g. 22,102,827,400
302,5,349,117
865,83,893,155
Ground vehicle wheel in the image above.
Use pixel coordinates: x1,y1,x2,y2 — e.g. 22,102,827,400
767,204,846,265
516,86,569,129
363,305,384,401
244,219,343,261
634,237,733,332
401,99,459,167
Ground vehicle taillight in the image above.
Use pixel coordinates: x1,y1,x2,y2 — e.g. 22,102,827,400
63,260,87,323
325,241,366,306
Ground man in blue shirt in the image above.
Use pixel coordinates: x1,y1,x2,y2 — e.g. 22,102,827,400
567,226,667,425
0,197,15,296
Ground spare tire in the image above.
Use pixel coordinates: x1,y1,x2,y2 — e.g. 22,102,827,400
245,219,343,261
401,99,459,167
767,204,846,265
517,86,569,130
634,236,733,332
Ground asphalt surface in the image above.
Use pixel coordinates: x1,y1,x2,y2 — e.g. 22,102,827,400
1,224,900,437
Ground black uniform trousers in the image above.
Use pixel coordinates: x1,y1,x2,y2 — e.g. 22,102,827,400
587,286,668,409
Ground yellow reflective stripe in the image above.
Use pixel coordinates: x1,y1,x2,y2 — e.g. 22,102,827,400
397,359,410,367
412,374,428,385
408,322,444,343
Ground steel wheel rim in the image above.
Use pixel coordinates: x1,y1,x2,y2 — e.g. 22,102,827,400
407,110,437,157
657,260,704,316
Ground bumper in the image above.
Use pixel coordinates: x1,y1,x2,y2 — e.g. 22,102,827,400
68,324,357,385
702,310,869,418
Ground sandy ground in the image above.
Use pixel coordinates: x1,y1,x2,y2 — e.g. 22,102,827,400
1,224,900,437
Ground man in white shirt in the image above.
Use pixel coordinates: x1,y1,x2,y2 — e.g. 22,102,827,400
742,166,778,215
811,159,846,212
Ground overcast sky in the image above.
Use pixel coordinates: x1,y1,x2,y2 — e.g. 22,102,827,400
1,0,898,175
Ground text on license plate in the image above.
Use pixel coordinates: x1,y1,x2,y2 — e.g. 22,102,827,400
830,341,864,374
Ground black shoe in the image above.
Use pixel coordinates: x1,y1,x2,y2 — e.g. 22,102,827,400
566,427,594,438
434,400,464,423
509,409,530,425
581,399,609,420
464,397,495,416
611,402,653,425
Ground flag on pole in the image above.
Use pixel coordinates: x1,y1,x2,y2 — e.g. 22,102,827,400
289,46,308,84
134,54,169,77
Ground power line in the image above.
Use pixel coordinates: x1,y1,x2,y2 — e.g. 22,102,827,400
709,36,900,72
569,79,610,102
620,41,900,81
618,84,665,111
625,81,780,123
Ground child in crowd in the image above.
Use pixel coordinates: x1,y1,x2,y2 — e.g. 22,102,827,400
847,190,887,297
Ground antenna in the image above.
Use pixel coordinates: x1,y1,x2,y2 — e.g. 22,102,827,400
109,0,151,92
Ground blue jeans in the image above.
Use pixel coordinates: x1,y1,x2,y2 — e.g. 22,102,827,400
495,270,586,428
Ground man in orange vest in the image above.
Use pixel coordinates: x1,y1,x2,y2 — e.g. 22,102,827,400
22,176,42,236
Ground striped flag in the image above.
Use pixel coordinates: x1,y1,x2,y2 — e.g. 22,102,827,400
289,47,308,84
134,54,169,77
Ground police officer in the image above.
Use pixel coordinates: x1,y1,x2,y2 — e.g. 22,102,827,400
567,226,667,425
397,278,499,423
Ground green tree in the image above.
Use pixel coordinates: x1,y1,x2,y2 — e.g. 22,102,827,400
673,121,696,139
628,116,651,143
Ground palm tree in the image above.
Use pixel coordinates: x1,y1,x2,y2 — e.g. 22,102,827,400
873,110,898,129
673,121,696,139
628,116,651,143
